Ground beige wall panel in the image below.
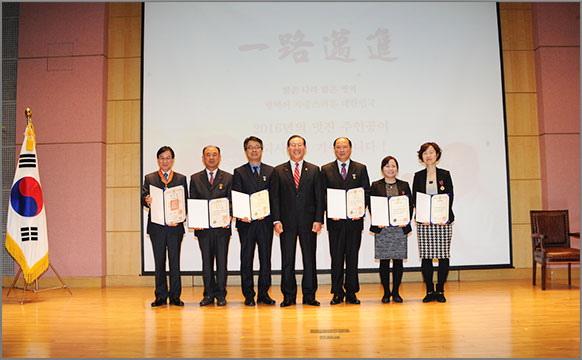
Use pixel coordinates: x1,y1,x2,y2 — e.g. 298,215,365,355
507,136,541,180
108,16,142,58
505,93,539,136
458,268,532,281
107,232,142,275
107,58,141,101
106,143,140,187
499,3,531,11
500,10,534,50
509,179,542,224
109,2,142,18
512,224,533,268
106,187,141,232
503,51,537,93
106,100,140,143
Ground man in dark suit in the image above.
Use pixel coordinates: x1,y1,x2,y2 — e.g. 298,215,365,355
321,137,370,305
271,135,324,307
233,136,276,306
142,146,188,307
189,145,233,306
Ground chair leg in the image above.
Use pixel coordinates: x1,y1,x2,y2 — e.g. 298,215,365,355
532,260,536,286
541,262,546,290
568,263,571,287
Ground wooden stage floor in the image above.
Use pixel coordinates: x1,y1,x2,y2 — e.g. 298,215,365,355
2,279,580,358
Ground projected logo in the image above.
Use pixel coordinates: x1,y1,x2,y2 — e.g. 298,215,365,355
10,177,44,217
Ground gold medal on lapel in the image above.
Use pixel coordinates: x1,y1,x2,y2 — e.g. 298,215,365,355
219,184,223,190
352,174,356,180
262,176,267,182
440,186,445,191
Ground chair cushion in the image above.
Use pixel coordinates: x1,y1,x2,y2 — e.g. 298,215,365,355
535,247,580,261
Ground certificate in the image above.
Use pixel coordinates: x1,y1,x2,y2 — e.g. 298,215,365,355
188,199,209,229
326,188,347,219
415,192,450,224
209,197,230,228
346,187,365,218
149,184,186,226
232,190,270,220
388,195,410,226
430,194,449,224
370,196,390,227
187,197,231,229
250,189,270,219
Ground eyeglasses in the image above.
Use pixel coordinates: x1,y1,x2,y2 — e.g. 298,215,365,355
246,146,262,150
158,157,173,161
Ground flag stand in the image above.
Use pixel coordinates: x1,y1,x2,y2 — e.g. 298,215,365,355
6,262,73,304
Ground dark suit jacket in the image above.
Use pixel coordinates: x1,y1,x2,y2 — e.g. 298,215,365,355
189,169,233,237
142,171,188,236
412,167,455,222
321,160,370,232
270,160,324,233
369,178,413,235
232,162,274,231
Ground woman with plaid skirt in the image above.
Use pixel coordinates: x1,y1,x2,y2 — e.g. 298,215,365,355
412,142,454,303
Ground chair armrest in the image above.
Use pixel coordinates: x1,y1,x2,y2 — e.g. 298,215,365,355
569,232,580,239
531,233,545,249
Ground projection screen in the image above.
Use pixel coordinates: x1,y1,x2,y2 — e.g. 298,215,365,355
142,2,512,274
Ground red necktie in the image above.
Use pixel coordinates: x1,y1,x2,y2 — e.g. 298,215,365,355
293,162,300,189
209,171,214,186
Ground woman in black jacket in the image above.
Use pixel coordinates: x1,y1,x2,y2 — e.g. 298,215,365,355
369,156,413,303
412,142,454,303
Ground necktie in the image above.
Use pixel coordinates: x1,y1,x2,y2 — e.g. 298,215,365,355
164,172,169,181
253,166,261,182
209,171,214,186
293,162,300,189
341,163,347,180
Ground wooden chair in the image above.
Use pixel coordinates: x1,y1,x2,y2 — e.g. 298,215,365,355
530,210,580,290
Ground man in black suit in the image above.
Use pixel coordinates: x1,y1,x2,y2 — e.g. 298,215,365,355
142,146,188,307
321,137,370,305
233,136,276,306
271,135,324,307
189,145,233,306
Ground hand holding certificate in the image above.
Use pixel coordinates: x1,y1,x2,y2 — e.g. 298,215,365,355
370,195,410,227
149,185,186,226
232,190,270,221
327,187,365,219
187,197,231,229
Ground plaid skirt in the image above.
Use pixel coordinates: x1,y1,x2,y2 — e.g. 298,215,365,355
417,223,452,259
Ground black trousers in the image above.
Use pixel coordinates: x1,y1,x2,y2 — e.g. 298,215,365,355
379,259,403,295
150,227,183,300
280,227,318,301
197,230,230,299
421,258,450,292
328,225,362,296
238,221,273,298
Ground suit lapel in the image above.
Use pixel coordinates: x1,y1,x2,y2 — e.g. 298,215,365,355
297,162,311,192
246,163,259,191
331,161,345,187
284,162,296,190
346,161,357,187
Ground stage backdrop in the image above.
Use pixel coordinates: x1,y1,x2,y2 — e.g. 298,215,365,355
141,2,511,273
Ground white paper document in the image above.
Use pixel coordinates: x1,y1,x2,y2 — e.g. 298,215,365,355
327,187,365,219
209,198,230,228
415,192,449,224
346,187,366,218
149,184,186,225
388,195,410,226
370,196,390,227
250,189,270,219
232,191,251,220
327,188,347,219
188,199,210,229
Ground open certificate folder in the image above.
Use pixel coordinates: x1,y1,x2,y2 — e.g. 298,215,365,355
415,192,450,224
149,185,186,225
232,190,270,220
370,195,410,227
187,197,230,228
327,187,365,219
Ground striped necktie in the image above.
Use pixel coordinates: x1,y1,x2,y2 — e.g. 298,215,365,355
293,162,300,189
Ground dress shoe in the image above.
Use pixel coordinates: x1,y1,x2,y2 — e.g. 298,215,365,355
170,298,184,306
216,298,227,306
244,296,256,306
151,298,167,307
381,294,391,303
199,297,214,306
257,295,276,305
391,294,403,303
302,298,320,306
346,294,361,304
280,298,296,307
422,292,435,303
330,294,344,305
435,292,446,303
